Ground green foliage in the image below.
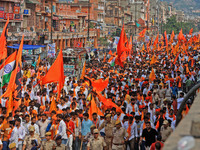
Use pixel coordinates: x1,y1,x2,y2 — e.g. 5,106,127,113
89,22,94,29
161,16,199,34
98,37,109,46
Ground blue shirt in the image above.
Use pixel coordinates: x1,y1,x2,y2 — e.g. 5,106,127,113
171,86,178,96
81,119,93,136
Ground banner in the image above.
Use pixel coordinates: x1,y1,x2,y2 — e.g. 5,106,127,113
0,7,4,19
47,43,56,58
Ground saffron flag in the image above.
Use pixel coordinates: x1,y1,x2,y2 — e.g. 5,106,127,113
150,55,156,65
139,29,146,38
88,96,104,120
171,30,175,43
0,18,9,60
92,77,109,92
164,31,168,47
189,28,193,35
37,55,41,68
149,68,156,82
42,49,64,99
50,97,57,113
80,61,86,79
153,34,159,46
108,50,112,55
117,24,126,57
178,29,186,43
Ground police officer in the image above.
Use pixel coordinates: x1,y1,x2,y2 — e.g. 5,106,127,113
22,126,41,150
9,143,16,150
41,132,56,150
99,114,115,150
87,129,106,150
55,136,66,150
112,120,128,150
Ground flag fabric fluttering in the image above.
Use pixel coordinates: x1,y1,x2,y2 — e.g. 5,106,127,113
80,61,86,79
178,29,187,43
42,48,64,99
149,68,156,82
88,96,104,120
189,28,193,36
0,18,9,61
139,29,146,38
0,51,17,87
153,34,159,46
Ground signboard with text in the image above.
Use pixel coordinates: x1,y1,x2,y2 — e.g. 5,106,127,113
47,43,56,58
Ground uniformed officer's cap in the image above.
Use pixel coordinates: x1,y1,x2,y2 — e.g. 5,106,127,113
115,120,121,125
90,124,96,129
93,129,99,134
28,125,35,131
105,114,111,118
45,132,51,136
9,143,16,149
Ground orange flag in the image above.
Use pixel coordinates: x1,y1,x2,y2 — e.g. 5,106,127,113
37,54,41,67
139,29,146,38
164,31,168,47
189,28,193,35
42,49,64,99
149,68,156,82
0,18,9,60
108,50,112,55
6,94,13,117
92,77,109,92
178,29,186,43
97,92,123,112
88,96,104,120
171,30,175,43
50,97,57,113
120,51,127,63
150,55,156,65
1,35,24,98
174,50,181,64
103,52,106,62
117,24,126,57
80,61,86,79
153,34,159,46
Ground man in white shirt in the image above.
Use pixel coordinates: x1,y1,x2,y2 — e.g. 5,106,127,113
27,117,40,136
9,120,19,149
15,118,26,150
56,114,68,144
177,92,184,110
126,98,139,114
58,97,69,110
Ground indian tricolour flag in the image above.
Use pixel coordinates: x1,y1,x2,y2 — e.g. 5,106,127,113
108,56,116,67
0,51,17,86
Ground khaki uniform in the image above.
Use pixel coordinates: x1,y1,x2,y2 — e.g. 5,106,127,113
23,134,41,150
41,139,56,150
160,126,173,142
87,136,106,150
99,120,115,150
55,144,66,150
112,127,128,150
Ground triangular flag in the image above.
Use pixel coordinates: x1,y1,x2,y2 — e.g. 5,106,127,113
80,61,86,79
149,68,156,82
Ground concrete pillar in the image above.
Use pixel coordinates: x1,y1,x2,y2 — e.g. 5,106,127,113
67,39,70,47
63,39,66,49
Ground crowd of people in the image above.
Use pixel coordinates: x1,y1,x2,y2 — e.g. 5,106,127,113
0,33,199,150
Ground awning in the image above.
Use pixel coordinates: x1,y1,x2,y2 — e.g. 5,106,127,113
26,0,40,4
7,44,46,50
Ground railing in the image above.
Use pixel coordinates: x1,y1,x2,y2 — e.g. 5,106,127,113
176,83,200,126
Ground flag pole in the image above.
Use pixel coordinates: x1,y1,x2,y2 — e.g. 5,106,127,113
0,56,6,96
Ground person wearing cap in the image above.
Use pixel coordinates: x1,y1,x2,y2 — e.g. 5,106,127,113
99,113,115,150
87,129,106,150
84,124,96,143
41,132,56,150
9,142,16,150
55,136,66,150
160,120,173,142
27,117,40,136
22,125,41,150
112,120,128,150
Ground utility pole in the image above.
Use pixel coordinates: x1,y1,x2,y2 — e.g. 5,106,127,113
51,0,53,43
157,0,159,35
87,0,90,41
135,1,137,35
